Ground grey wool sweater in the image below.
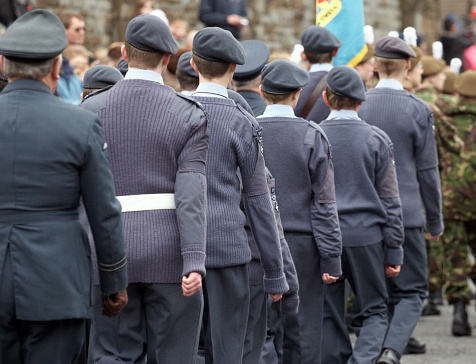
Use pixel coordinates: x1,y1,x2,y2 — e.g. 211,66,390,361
258,116,343,277
358,87,444,235
193,96,288,294
320,118,404,265
83,78,209,283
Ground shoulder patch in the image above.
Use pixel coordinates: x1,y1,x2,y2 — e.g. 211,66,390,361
171,92,209,126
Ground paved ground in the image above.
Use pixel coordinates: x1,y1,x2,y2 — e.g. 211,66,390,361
350,301,476,364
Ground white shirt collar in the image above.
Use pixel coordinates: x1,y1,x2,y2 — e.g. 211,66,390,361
258,104,297,118
327,109,361,120
124,69,164,84
309,63,333,73
375,78,404,90
180,90,195,96
193,82,228,99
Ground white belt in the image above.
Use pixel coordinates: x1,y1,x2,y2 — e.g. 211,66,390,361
117,193,176,212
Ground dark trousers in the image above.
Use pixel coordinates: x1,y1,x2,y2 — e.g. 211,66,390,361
0,245,86,364
88,282,203,364
243,284,267,364
384,228,427,355
260,299,283,364
322,242,388,364
282,232,324,364
202,265,250,364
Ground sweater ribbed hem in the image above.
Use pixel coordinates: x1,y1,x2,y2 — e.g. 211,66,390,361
426,218,444,236
320,256,342,277
281,295,299,316
182,251,206,277
340,225,383,247
263,273,289,294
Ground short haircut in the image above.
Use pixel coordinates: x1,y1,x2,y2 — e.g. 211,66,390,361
374,57,407,78
233,76,260,90
82,88,99,98
176,70,199,91
192,53,230,79
304,51,333,64
0,79,7,92
325,86,360,110
59,11,84,29
124,42,165,69
262,90,292,104
2,56,60,80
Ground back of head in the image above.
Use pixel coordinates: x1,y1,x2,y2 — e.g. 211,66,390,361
192,27,245,79
374,36,416,77
176,51,199,91
261,59,309,102
326,65,366,110
233,40,270,89
301,25,342,64
0,9,67,80
124,14,177,69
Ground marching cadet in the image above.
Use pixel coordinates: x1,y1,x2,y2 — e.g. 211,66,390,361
80,64,123,109
85,15,210,363
257,59,342,363
190,27,289,363
439,70,476,337
0,9,127,363
358,36,444,364
232,39,270,116
319,65,404,364
415,57,465,323
294,25,342,123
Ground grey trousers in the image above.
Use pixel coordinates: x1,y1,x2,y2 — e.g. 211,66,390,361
282,232,324,364
322,242,388,364
88,282,203,364
202,264,250,364
243,284,267,364
260,299,283,364
383,228,428,355
0,245,86,364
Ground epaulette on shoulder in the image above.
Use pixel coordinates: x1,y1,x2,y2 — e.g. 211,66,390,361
174,92,209,125
307,119,331,145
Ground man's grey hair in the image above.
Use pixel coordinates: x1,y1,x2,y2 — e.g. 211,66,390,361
233,76,261,90
2,55,62,80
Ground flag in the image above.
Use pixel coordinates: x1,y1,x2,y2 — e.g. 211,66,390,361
316,0,367,67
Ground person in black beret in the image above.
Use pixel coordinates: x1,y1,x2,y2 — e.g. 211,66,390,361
319,65,404,363
191,26,290,364
359,36,443,364
0,9,128,363
80,64,123,111
232,40,270,116
84,13,210,364
294,25,342,123
257,59,343,363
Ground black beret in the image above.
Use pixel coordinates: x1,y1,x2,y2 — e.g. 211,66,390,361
0,9,67,61
234,40,270,82
177,51,198,78
193,27,246,65
326,65,366,101
375,36,416,59
301,25,342,53
261,59,310,95
117,58,129,77
125,14,178,55
83,65,123,89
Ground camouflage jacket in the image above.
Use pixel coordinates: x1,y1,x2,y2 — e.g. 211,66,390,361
415,87,463,160
439,102,476,221
436,93,459,112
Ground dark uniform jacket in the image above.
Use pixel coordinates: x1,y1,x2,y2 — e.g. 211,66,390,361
294,71,331,123
199,0,247,39
0,79,127,321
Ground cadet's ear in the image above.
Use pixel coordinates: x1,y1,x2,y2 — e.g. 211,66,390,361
301,51,308,62
121,45,129,62
162,54,171,68
405,58,411,70
332,48,339,57
322,91,330,107
190,58,199,73
52,56,62,80
230,63,237,73
0,56,5,77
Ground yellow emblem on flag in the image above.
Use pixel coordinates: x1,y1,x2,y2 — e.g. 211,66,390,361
316,0,342,27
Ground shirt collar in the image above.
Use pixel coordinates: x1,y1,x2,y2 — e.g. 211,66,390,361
309,63,333,73
258,104,297,118
193,82,229,99
327,109,361,120
180,90,195,96
124,69,164,84
376,78,404,90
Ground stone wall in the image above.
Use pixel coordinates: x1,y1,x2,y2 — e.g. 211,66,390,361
31,0,443,54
